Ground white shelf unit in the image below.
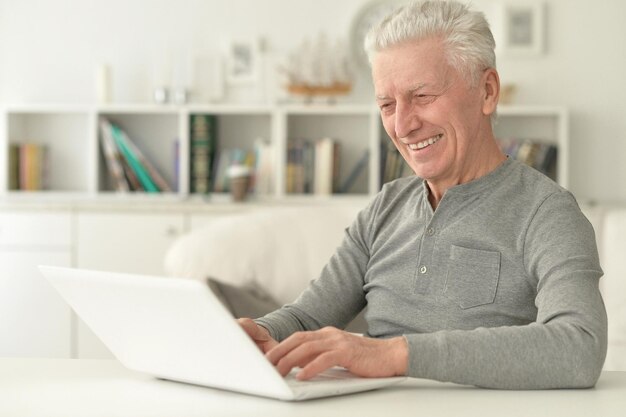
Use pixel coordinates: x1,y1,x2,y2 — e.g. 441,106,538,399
0,103,570,199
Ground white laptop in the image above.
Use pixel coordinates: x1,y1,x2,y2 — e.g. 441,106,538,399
39,265,406,401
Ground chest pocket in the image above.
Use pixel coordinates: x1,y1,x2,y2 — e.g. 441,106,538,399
445,245,501,309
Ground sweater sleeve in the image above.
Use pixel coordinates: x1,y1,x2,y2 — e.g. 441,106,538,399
405,191,607,389
255,194,381,341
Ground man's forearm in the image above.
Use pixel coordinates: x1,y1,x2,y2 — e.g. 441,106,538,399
405,318,606,389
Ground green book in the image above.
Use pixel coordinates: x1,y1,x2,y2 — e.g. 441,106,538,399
189,114,217,194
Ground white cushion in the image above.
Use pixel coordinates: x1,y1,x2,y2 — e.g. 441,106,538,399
164,205,363,305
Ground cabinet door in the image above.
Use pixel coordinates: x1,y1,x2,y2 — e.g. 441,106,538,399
0,211,72,358
75,211,185,358
76,212,184,274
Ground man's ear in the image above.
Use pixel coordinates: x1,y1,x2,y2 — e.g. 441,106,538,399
481,68,500,116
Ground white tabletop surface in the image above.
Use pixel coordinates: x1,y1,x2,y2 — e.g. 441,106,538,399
1,358,625,417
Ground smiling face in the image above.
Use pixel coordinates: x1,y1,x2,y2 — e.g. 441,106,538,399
373,37,502,200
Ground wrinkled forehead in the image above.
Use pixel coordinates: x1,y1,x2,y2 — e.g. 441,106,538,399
372,41,456,95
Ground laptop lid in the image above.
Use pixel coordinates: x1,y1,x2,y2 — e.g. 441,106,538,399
39,265,294,400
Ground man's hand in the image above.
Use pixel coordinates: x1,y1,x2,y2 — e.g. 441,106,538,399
265,326,408,380
237,318,279,354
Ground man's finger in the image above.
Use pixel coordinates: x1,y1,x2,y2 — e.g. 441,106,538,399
237,318,257,336
265,331,313,365
296,351,341,380
274,339,329,376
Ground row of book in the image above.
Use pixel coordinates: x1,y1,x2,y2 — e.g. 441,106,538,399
8,143,49,191
99,119,172,193
285,138,342,195
286,138,373,195
498,138,558,179
284,138,418,195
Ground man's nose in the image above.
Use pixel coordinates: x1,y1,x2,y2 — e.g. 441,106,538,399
394,102,422,139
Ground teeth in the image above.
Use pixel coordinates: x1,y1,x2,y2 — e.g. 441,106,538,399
408,134,442,150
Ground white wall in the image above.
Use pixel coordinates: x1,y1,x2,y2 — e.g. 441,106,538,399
1,0,625,203
494,0,626,204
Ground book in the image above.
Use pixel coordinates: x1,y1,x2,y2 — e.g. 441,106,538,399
190,115,217,194
253,138,273,196
99,119,130,192
314,137,336,195
211,150,230,193
302,140,315,194
18,144,30,190
332,142,341,193
18,143,47,191
294,141,306,194
339,149,369,193
121,129,172,192
109,124,159,192
8,144,20,191
120,155,143,191
286,140,297,194
287,138,310,194
173,139,180,192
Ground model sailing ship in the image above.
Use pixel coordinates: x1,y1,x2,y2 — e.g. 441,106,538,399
282,34,353,102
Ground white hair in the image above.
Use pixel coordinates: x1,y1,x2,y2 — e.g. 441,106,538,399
364,0,496,85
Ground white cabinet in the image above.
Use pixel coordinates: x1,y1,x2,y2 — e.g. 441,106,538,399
76,211,184,275
0,210,72,358
74,210,185,358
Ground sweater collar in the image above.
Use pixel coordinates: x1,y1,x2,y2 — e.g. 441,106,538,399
421,157,514,202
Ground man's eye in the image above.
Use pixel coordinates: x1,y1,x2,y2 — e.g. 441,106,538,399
415,94,436,103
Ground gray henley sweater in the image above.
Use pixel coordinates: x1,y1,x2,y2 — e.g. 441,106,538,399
256,158,607,389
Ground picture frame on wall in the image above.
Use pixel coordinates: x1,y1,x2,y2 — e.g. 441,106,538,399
225,39,260,85
498,1,545,57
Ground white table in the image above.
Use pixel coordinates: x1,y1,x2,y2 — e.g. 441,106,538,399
1,358,625,417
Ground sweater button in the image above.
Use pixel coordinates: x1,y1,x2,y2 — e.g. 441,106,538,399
419,265,427,274
427,227,435,236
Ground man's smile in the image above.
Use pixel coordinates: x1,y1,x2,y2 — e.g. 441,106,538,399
406,133,443,150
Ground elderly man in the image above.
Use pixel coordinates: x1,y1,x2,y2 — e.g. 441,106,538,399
240,0,607,389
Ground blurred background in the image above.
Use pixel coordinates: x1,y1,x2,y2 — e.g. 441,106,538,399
0,0,625,202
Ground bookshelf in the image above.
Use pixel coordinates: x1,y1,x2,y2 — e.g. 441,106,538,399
0,103,569,200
